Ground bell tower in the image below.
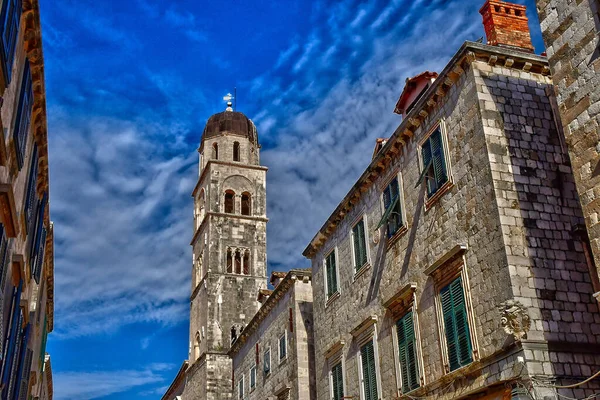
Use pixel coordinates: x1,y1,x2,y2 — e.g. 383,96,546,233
184,106,268,399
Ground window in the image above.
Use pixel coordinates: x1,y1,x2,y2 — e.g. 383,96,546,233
243,250,250,275
241,192,251,216
331,362,344,400
233,142,240,161
419,126,448,198
24,144,38,228
238,375,244,400
263,348,271,375
250,365,256,389
325,250,338,298
13,58,33,170
279,332,287,362
352,218,368,271
212,143,218,159
231,326,238,345
360,340,378,400
235,250,242,274
396,311,420,392
380,177,403,238
440,276,472,371
194,332,200,360
0,0,22,84
227,248,233,273
224,190,235,213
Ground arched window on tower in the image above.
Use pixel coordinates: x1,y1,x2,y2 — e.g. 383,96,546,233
227,248,233,273
243,250,250,275
233,142,240,162
235,250,242,274
224,190,235,213
194,332,201,360
212,143,219,159
241,192,251,216
231,326,238,344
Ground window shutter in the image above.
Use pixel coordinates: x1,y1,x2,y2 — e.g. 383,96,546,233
29,192,47,272
1,280,22,391
0,0,21,84
440,283,458,371
332,362,344,400
16,347,32,400
24,145,38,228
451,279,472,367
430,128,447,191
13,58,32,170
6,312,23,400
361,341,378,400
33,228,46,284
0,224,8,289
397,312,419,392
355,220,367,268
326,252,337,297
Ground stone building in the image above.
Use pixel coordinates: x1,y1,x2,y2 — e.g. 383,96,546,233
176,103,269,400
0,0,55,399
534,0,600,296
229,269,314,400
303,1,600,399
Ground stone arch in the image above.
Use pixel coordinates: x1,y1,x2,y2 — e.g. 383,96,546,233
194,331,201,360
212,142,218,159
243,250,250,275
235,249,242,274
221,175,253,196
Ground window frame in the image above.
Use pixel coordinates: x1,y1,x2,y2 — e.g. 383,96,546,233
439,276,473,372
358,338,381,400
394,310,421,393
250,364,256,390
324,247,340,302
351,215,370,275
0,0,22,85
263,347,271,376
278,330,287,363
237,374,244,400
417,121,453,205
13,57,32,170
329,361,345,400
380,173,406,240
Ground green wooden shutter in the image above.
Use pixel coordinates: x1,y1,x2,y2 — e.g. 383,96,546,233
332,362,344,400
421,140,434,196
430,128,448,192
353,224,361,270
441,277,472,372
326,252,338,297
397,312,419,392
357,220,367,267
361,341,378,400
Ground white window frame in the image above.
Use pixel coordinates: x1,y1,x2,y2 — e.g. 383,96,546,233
278,330,287,363
350,214,371,277
328,359,346,400
250,364,257,390
238,374,244,400
379,172,407,239
417,120,454,204
356,329,382,400
390,302,425,395
264,347,271,376
323,246,341,304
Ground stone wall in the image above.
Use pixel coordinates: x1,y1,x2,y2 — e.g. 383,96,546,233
535,0,600,287
308,45,600,400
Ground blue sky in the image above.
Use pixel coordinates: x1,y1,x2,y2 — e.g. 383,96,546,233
41,0,545,398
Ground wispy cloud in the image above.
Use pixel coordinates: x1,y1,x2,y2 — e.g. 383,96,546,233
54,364,174,400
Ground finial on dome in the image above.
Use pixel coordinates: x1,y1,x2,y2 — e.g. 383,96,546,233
223,92,234,112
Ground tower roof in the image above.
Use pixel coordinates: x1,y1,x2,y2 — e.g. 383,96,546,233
201,110,258,146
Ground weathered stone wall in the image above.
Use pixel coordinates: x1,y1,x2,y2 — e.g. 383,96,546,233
309,50,599,400
535,0,600,285
232,278,314,400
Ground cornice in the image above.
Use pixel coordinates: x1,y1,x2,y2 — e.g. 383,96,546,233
228,269,312,356
303,41,550,259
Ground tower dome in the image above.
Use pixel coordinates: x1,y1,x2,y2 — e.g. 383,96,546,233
201,110,258,146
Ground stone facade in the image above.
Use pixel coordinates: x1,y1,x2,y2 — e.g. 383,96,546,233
0,0,55,399
178,109,269,400
229,270,315,400
304,24,600,400
535,0,600,296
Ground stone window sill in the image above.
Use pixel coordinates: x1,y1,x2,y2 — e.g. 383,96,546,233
425,181,454,211
386,225,408,249
353,263,371,281
326,291,340,308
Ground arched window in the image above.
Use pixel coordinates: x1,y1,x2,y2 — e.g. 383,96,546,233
224,190,235,213
233,142,240,162
231,326,237,344
212,143,219,159
235,250,242,274
243,250,250,275
227,248,233,273
241,192,251,216
194,332,201,360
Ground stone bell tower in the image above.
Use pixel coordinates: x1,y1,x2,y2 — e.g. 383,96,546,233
183,104,268,399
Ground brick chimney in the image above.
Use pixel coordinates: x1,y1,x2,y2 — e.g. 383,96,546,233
479,0,534,52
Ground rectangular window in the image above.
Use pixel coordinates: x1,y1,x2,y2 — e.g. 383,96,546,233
396,311,420,392
352,218,368,271
263,348,271,375
24,144,38,228
331,362,344,400
0,0,21,84
325,250,338,298
381,177,403,238
360,340,378,400
13,58,33,170
279,332,287,361
250,365,256,389
237,375,244,400
440,277,472,371
420,126,448,197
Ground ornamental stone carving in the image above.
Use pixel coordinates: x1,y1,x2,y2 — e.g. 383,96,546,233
498,300,531,340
